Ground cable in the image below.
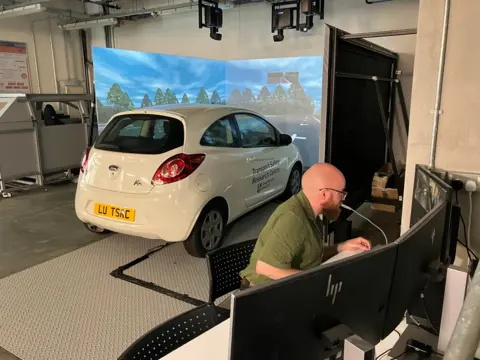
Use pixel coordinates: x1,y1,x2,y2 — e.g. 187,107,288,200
454,190,478,261
375,349,406,360
458,237,478,260
421,292,439,335
391,352,406,360
467,191,473,250
375,348,391,360
341,203,389,245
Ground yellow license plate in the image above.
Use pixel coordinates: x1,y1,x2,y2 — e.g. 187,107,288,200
94,203,136,222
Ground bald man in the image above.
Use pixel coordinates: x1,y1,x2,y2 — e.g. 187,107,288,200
240,163,371,287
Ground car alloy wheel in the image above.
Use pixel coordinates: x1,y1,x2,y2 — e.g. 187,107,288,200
290,168,301,194
200,210,224,251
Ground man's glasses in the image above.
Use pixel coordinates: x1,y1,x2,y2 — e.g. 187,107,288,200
320,188,348,201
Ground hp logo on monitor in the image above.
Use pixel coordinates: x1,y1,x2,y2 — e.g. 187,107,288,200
326,274,342,305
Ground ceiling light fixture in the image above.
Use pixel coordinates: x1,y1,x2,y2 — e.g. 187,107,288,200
59,18,118,30
0,4,47,19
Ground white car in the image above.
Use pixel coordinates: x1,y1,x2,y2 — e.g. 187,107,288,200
75,105,303,257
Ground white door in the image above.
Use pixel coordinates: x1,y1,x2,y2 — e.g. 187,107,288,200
233,113,289,208
197,115,249,221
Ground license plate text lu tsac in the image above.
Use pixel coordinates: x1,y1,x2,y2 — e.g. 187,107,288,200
94,203,136,222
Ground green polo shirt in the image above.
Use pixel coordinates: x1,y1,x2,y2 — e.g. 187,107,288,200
240,191,324,285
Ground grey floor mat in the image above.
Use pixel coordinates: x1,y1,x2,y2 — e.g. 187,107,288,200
124,201,278,302
0,236,194,360
0,202,279,360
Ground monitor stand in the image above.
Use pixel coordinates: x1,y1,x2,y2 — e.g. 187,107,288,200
344,335,375,360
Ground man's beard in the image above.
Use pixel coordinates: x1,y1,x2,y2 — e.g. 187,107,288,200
323,204,341,221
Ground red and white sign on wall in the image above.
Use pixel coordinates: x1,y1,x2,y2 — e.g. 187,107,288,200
0,41,31,93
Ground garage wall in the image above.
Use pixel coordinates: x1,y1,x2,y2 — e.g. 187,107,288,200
401,0,480,254
95,0,419,163
0,10,85,93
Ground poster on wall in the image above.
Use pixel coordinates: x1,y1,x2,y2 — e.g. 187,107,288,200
0,41,31,93
92,47,322,166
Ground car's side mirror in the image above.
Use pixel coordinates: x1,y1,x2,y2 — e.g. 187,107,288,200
279,134,292,146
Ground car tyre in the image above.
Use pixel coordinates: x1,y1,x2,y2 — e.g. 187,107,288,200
184,205,226,258
282,163,303,200
83,222,111,234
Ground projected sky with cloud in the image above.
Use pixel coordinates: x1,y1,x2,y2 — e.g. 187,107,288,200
92,47,323,165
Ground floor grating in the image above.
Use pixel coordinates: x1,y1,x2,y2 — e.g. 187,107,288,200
0,202,278,360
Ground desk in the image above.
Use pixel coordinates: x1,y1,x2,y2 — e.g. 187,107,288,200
162,318,407,360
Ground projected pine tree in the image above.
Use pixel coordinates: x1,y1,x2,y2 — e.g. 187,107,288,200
106,83,134,112
210,90,222,104
271,85,288,115
287,83,314,114
154,89,166,105
141,94,153,108
164,88,179,104
181,93,190,104
196,87,210,104
228,89,243,105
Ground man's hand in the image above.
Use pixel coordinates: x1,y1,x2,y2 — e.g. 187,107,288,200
338,237,371,252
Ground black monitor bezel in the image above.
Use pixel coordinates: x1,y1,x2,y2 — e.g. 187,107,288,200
411,164,453,264
382,199,448,338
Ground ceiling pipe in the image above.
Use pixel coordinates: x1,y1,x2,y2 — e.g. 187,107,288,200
59,1,198,25
428,0,451,169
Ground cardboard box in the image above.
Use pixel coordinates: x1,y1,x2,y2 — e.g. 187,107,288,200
371,163,403,213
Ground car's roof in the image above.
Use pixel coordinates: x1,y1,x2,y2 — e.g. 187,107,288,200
112,104,262,128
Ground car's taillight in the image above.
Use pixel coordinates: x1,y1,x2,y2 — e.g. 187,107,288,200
80,148,91,174
152,153,205,185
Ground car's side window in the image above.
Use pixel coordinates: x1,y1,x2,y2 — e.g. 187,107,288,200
234,113,277,148
200,117,239,147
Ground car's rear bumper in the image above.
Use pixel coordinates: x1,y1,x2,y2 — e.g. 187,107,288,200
74,180,205,242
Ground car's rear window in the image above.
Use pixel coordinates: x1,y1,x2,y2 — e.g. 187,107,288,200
95,114,184,154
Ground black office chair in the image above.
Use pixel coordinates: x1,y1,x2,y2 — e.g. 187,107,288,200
206,239,257,305
118,303,228,360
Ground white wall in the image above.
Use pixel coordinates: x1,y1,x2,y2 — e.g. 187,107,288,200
402,0,480,255
100,0,419,163
0,10,85,94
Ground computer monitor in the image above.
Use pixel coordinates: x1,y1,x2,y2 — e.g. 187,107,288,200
382,200,448,338
229,243,398,360
411,164,453,264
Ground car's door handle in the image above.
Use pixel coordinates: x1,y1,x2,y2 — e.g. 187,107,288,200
246,156,256,162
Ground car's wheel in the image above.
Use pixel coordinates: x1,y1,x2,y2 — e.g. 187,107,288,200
283,163,303,199
184,205,226,258
83,222,111,234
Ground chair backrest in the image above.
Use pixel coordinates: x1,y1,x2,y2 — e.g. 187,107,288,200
206,239,257,303
118,304,224,360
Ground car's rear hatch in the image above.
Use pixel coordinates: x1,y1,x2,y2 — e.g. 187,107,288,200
84,113,185,194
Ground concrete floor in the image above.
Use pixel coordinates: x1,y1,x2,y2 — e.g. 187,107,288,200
0,182,402,360
0,182,108,360
0,183,108,280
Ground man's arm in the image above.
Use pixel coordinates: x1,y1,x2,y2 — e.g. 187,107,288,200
255,212,304,281
256,261,301,280
322,245,339,261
